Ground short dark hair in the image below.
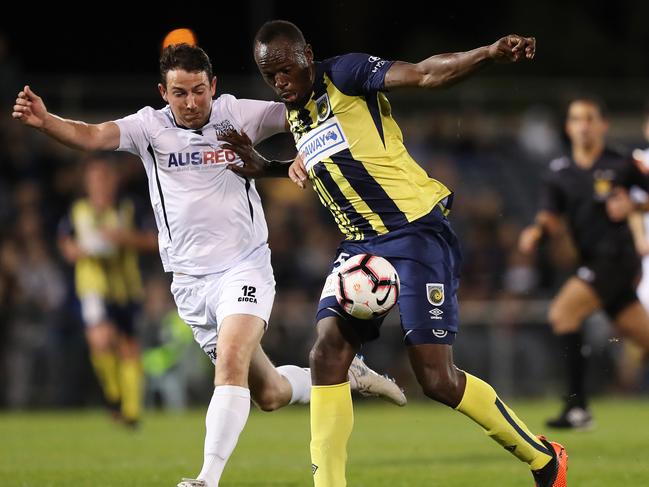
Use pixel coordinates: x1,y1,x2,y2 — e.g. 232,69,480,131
568,95,608,119
159,43,213,85
254,20,306,47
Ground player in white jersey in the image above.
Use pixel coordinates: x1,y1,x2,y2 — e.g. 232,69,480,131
632,115,649,308
12,43,405,487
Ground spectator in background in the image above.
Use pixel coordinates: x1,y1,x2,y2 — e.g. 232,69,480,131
140,275,196,411
2,186,67,407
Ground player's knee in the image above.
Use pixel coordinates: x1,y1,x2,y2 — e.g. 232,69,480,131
214,347,250,385
548,305,574,333
310,335,346,369
547,302,561,326
86,327,113,352
252,387,284,412
118,336,139,359
419,368,462,407
309,340,336,370
548,308,581,334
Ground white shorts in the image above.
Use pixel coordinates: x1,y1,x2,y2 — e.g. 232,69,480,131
170,245,275,362
638,257,649,310
80,293,107,327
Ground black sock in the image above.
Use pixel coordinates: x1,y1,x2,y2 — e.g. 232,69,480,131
532,455,556,481
559,331,587,409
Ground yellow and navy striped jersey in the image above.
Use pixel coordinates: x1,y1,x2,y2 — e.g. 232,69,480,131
287,53,451,241
62,198,144,304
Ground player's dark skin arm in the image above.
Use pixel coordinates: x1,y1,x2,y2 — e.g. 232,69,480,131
219,129,293,179
384,34,535,90
385,34,536,89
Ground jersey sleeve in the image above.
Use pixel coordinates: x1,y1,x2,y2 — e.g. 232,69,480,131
227,97,287,146
539,172,566,214
328,53,395,95
113,107,154,156
623,158,649,192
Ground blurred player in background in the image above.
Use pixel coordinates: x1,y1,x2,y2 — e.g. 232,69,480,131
12,41,404,487
520,98,649,429
631,113,649,307
621,112,649,393
58,156,157,426
224,19,568,487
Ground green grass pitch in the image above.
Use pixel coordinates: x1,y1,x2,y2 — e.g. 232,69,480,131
2,399,648,486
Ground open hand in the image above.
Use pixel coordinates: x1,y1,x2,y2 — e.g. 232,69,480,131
219,130,268,178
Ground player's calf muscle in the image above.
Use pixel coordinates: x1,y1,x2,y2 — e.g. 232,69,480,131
417,366,465,407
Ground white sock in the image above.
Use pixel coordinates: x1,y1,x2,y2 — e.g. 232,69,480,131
276,365,311,404
197,385,251,487
348,372,359,390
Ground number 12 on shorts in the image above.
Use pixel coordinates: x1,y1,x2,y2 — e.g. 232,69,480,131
238,285,258,303
242,285,256,298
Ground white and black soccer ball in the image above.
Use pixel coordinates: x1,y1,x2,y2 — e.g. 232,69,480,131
334,254,400,320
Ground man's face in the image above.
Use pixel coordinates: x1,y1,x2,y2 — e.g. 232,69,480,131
565,100,608,150
86,161,117,210
158,69,216,129
254,38,314,109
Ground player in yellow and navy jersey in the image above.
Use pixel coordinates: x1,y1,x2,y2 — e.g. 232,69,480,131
284,54,451,242
59,156,157,426
221,20,567,487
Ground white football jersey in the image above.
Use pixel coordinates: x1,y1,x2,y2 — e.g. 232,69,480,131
635,148,649,309
114,95,286,274
639,149,649,245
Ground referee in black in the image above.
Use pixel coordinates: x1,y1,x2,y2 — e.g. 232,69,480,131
520,96,649,429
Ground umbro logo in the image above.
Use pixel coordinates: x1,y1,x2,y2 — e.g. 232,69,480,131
312,464,318,475
429,308,443,320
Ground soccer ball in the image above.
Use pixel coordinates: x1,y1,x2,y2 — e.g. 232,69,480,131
335,254,400,320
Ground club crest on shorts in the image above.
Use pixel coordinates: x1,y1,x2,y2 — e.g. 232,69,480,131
426,283,445,306
315,93,331,122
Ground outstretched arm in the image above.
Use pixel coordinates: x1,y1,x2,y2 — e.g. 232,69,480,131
218,130,293,179
518,210,561,255
102,227,158,252
12,85,120,151
384,34,535,90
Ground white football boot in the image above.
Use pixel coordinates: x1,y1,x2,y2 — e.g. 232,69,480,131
348,354,407,406
177,479,207,487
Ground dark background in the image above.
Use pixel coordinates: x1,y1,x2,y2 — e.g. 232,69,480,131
3,1,649,78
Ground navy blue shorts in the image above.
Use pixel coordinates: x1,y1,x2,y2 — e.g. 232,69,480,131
106,302,140,337
316,205,462,346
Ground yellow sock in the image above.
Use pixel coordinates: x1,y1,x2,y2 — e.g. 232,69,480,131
119,358,143,422
90,351,120,404
456,373,552,471
310,382,353,487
